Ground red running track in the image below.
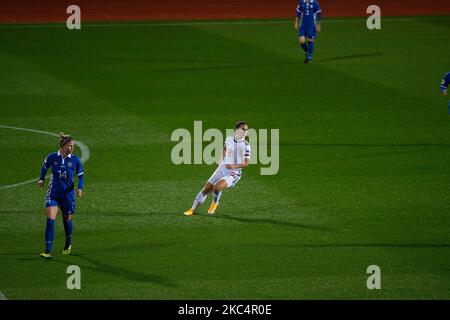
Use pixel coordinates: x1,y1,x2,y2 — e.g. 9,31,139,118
0,0,449,24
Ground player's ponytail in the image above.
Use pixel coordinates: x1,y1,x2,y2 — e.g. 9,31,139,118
59,132,74,147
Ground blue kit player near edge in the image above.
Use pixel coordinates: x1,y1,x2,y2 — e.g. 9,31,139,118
295,0,322,64
38,133,84,259
440,72,450,113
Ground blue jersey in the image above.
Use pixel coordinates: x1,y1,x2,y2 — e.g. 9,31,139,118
296,0,322,27
40,151,84,199
441,72,450,92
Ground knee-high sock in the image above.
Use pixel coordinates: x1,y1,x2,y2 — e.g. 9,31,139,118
192,191,207,211
45,218,55,253
307,41,314,56
63,220,73,246
300,42,308,53
213,191,222,204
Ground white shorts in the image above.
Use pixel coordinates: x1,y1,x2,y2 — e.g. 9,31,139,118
207,166,242,188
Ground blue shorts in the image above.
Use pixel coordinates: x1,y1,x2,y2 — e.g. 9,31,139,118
45,196,76,215
299,24,317,39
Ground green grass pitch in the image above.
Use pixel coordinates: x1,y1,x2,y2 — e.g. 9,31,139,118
0,17,449,299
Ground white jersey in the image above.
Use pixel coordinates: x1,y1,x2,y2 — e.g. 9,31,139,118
220,136,251,169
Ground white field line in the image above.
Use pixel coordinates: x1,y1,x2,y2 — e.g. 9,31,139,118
0,290,7,300
0,125,90,190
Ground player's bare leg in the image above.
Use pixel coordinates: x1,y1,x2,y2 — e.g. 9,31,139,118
299,36,307,46
202,182,214,194
208,179,228,215
184,182,214,216
45,206,58,220
299,36,308,63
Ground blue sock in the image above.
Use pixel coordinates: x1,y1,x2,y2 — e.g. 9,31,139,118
45,218,55,253
300,43,308,53
307,41,314,58
63,220,73,246
213,191,222,204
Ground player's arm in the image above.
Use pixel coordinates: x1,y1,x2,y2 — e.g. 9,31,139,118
38,154,51,187
76,158,84,197
226,144,250,169
315,3,322,32
226,159,250,170
294,4,301,29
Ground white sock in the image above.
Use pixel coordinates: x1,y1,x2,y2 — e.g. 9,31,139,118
192,191,207,211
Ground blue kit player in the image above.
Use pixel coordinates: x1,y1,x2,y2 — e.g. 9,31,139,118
440,72,450,113
295,0,322,64
38,133,84,259
441,72,450,95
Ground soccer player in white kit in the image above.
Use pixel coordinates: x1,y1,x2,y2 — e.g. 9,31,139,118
184,121,251,216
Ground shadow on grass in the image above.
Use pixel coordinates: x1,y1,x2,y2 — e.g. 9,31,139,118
5,243,178,288
0,251,38,256
84,242,176,254
280,142,450,148
317,52,383,63
156,61,297,73
49,253,178,288
214,214,333,231
279,243,450,248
